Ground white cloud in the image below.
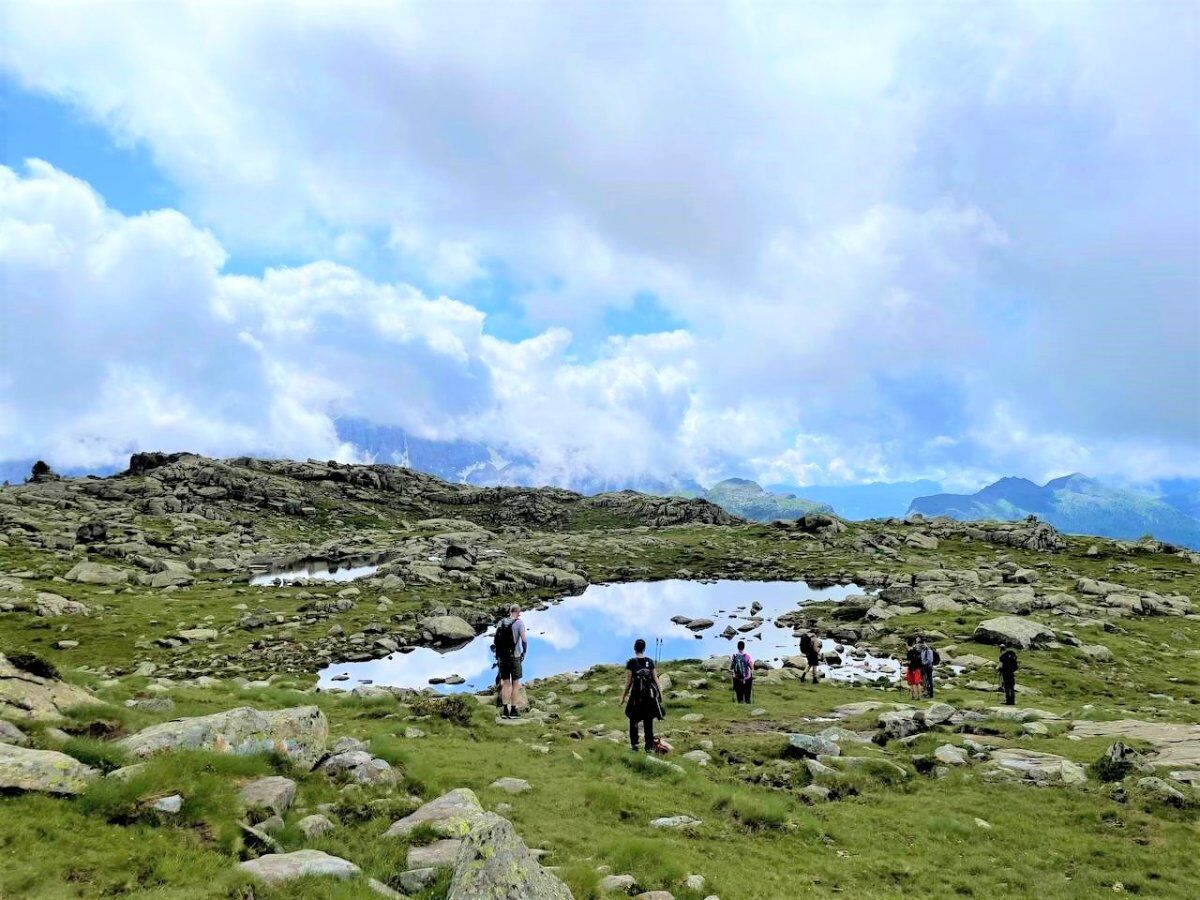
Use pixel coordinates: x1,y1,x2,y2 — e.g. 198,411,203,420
0,2,1196,486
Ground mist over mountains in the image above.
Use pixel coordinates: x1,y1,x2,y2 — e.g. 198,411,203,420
5,422,1199,549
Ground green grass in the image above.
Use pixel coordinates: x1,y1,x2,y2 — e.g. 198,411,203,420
2,516,1199,897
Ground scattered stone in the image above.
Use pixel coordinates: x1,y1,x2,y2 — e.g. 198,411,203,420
0,720,29,745
784,733,840,759
933,744,968,766
151,794,183,814
649,815,701,830
491,777,532,794
408,838,463,868
239,776,297,818
988,749,1086,785
599,873,638,893
297,814,335,840
1136,776,1188,806
400,867,440,892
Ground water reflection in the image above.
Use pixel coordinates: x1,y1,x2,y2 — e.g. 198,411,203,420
250,559,381,586
318,579,899,691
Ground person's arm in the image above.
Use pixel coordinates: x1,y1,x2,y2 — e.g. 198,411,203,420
517,621,528,657
620,669,632,705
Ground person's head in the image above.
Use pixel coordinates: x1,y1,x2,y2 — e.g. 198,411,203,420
905,636,914,647
634,638,646,655
918,635,927,646
508,603,521,619
737,640,746,652
999,642,1007,651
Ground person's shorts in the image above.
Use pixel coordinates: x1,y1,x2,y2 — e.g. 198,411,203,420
498,654,522,680
805,654,820,670
906,669,923,686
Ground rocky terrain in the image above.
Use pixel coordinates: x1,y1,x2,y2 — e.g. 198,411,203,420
0,454,1197,898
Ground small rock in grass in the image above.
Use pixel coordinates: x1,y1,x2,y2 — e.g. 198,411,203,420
491,777,531,794
399,867,440,892
237,849,360,886
151,794,183,814
297,814,335,840
598,873,638,892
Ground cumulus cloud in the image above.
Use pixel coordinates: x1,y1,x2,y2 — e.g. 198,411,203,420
0,2,1197,486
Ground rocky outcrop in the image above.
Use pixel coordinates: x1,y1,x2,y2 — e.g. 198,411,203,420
0,744,98,794
988,749,1086,785
447,812,572,900
0,653,97,721
1070,720,1200,768
120,706,328,770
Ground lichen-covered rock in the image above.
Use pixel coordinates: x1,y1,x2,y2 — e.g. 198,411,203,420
119,706,328,771
384,787,486,838
447,812,572,900
0,743,98,794
0,653,98,721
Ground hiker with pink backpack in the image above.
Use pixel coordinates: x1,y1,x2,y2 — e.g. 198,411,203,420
730,639,754,704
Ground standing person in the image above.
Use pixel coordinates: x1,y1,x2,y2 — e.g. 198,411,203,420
493,603,528,719
801,628,822,684
730,640,754,704
904,637,924,700
620,638,663,752
998,643,1019,706
918,636,936,698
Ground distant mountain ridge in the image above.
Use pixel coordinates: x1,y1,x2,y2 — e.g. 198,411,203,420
691,478,833,521
909,474,1200,549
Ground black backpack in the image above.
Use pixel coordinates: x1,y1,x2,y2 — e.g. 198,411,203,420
931,648,941,665
493,618,516,657
631,661,658,706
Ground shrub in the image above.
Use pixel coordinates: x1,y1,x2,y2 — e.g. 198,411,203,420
408,693,473,726
1090,755,1132,783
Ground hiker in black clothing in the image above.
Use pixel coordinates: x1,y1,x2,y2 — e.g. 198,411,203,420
998,643,1019,705
493,603,528,719
730,639,754,704
620,638,663,751
800,628,822,684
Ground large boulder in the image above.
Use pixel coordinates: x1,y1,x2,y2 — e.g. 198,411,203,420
120,706,328,771
447,812,572,900
783,733,840,759
384,788,487,838
973,617,1054,649
0,744,98,794
64,561,129,585
237,850,360,886
0,653,97,721
420,615,477,644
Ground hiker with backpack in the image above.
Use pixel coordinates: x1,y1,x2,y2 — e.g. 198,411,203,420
493,603,528,719
918,636,939,698
998,642,1019,706
730,639,754,704
799,627,822,683
620,638,664,752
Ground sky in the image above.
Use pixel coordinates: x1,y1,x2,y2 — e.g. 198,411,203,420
0,1,1197,492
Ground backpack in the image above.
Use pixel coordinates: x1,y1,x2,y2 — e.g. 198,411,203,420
493,618,516,657
631,661,657,704
731,652,752,681
931,648,941,665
